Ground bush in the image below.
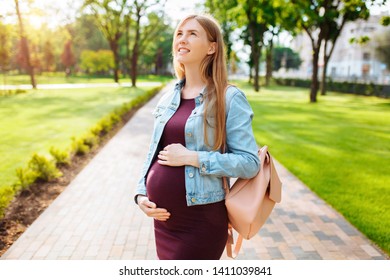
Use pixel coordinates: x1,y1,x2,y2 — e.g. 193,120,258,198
90,123,104,136
273,78,390,98
50,147,71,166
0,187,15,218
71,136,91,156
82,132,99,148
15,167,38,190
0,89,27,97
28,153,62,182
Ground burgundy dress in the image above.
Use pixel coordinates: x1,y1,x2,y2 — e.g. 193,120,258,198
146,98,228,260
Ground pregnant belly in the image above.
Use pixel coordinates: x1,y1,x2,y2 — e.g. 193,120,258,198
146,160,187,211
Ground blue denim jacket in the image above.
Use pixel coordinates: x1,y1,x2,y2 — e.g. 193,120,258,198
135,80,260,206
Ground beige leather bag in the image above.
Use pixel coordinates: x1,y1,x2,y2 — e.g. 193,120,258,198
223,145,282,258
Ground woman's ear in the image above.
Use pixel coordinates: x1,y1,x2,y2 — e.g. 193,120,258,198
207,42,216,55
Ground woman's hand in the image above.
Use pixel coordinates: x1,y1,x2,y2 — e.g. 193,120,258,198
137,196,170,221
157,143,199,167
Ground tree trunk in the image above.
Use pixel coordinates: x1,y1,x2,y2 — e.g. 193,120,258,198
321,41,328,96
109,40,120,83
253,47,260,92
321,55,330,96
125,15,131,78
265,39,273,87
15,0,36,89
131,14,141,88
310,47,320,103
249,24,261,92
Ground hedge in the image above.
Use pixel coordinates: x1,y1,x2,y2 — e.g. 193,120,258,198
274,78,390,98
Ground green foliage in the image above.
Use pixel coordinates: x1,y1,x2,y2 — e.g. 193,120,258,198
71,136,91,156
0,89,27,96
50,147,71,166
72,14,109,56
0,187,15,218
380,16,390,26
274,77,390,98
349,36,370,45
28,153,62,182
0,22,14,71
137,13,174,75
272,47,302,71
15,167,38,190
375,30,390,70
79,49,114,74
97,113,119,135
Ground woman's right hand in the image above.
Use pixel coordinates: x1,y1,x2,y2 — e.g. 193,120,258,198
137,196,171,221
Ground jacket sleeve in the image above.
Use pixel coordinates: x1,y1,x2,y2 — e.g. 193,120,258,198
197,88,260,179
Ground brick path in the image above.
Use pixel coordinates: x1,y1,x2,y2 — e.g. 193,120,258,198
1,83,388,260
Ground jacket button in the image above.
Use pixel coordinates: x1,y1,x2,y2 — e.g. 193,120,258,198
189,172,194,178
201,166,206,172
187,132,192,137
191,198,196,203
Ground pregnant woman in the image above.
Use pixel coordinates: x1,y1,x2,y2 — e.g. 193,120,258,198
134,14,260,260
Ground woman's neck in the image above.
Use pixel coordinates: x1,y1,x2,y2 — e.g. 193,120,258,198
182,67,206,99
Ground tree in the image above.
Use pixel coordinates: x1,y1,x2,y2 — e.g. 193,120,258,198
128,1,164,87
14,0,36,88
242,0,285,91
43,40,56,72
205,0,237,70
264,29,278,87
83,0,129,83
136,14,173,75
290,0,371,102
0,22,13,80
71,14,109,57
0,21,14,88
264,2,298,87
290,0,328,102
320,1,369,95
209,0,284,92
272,47,302,71
61,40,76,76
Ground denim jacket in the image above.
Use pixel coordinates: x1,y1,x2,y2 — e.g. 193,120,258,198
135,80,260,206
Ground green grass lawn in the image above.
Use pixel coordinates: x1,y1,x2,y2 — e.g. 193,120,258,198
0,73,173,85
0,79,166,191
239,82,390,255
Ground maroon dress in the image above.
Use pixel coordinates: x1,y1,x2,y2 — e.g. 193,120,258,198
146,98,228,260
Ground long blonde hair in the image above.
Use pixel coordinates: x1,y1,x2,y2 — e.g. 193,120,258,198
172,14,228,151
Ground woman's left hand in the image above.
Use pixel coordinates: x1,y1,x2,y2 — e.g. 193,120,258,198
158,143,199,167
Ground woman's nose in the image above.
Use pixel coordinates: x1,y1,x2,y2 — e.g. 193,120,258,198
178,35,187,44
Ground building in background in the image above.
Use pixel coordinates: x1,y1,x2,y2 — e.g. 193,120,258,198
283,13,390,85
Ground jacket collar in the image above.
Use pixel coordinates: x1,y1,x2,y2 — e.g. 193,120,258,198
175,78,208,99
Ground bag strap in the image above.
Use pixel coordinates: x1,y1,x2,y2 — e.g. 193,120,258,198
223,85,244,259
226,223,244,259
222,152,244,259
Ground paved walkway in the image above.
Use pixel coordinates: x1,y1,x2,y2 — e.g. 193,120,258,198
1,84,388,260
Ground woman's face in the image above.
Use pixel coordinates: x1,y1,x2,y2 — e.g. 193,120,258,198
173,18,215,68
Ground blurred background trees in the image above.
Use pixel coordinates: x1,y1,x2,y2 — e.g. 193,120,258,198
0,0,389,100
